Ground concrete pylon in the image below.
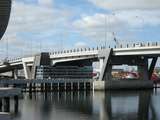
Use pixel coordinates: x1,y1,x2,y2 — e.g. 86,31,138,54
23,62,31,79
12,69,18,79
22,58,32,79
98,48,113,81
148,57,158,80
137,57,149,80
99,58,104,77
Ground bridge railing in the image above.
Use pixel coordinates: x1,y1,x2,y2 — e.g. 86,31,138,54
114,42,159,48
49,47,100,56
0,42,160,65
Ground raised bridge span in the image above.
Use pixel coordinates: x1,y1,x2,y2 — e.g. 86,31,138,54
0,45,160,81
1,45,160,65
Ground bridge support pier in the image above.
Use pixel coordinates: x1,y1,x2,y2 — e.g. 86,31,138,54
99,58,104,77
22,61,32,79
149,57,158,80
137,57,149,80
0,99,2,112
14,96,19,113
99,49,155,90
12,69,18,79
29,83,32,93
4,97,10,112
99,48,113,81
41,83,44,92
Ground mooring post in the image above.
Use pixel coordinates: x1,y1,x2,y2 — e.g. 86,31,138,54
14,96,19,113
84,82,86,90
77,82,80,91
4,97,10,112
71,82,73,91
0,99,2,112
41,83,44,92
29,83,32,93
58,83,60,91
33,83,36,92
64,83,66,91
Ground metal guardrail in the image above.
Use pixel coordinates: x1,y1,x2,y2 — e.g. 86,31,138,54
0,42,160,64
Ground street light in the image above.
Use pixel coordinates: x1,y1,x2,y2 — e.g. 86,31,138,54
104,13,107,47
104,13,119,48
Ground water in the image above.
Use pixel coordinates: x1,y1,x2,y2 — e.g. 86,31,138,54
11,89,160,120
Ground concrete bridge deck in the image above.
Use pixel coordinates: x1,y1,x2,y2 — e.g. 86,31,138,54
1,45,160,68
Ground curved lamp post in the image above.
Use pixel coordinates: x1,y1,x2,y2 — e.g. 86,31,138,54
0,0,11,40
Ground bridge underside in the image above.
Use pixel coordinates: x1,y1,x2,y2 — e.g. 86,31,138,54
0,64,23,73
100,49,159,90
0,54,96,79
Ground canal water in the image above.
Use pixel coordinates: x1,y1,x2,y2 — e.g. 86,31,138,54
11,89,160,120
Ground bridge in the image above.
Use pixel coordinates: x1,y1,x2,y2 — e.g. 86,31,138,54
0,43,159,89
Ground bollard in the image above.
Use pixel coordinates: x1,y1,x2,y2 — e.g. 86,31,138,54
79,82,84,91
0,99,2,112
45,83,48,92
66,83,71,91
14,96,19,113
29,83,32,93
4,97,10,112
41,83,44,92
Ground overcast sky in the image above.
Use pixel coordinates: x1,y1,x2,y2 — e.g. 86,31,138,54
0,0,160,58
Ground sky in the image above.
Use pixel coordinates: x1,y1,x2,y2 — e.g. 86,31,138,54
1,0,160,59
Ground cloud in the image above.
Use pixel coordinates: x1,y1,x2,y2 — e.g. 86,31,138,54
88,0,160,10
1,0,71,57
38,0,53,8
115,10,160,27
73,13,126,44
73,13,125,44
73,13,125,31
73,11,160,44
6,1,68,33
74,42,88,48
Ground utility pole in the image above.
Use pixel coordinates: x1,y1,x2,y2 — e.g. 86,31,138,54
104,14,107,47
39,39,42,53
6,37,8,59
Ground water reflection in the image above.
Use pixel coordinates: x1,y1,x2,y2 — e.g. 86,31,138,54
11,90,160,120
103,91,152,120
